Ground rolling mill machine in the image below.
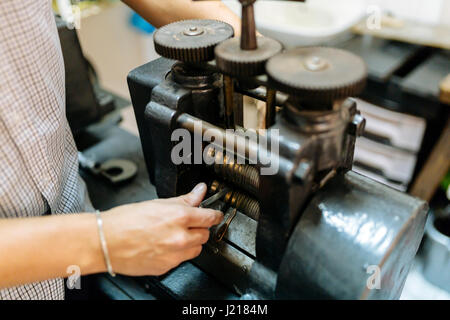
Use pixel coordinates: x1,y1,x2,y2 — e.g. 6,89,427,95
127,0,428,299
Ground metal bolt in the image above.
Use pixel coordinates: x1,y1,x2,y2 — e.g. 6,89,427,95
349,113,366,136
183,26,204,36
304,56,328,71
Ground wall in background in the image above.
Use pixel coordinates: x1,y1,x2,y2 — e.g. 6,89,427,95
76,2,158,99
365,0,449,26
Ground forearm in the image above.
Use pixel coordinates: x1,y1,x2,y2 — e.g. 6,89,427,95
0,213,105,289
122,0,241,34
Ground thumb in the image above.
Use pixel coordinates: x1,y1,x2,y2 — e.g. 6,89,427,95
176,182,207,207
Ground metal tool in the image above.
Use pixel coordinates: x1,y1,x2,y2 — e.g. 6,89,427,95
199,187,230,208
215,208,238,242
210,180,260,221
78,152,137,184
127,0,428,300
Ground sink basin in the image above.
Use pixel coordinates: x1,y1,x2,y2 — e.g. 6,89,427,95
223,0,366,47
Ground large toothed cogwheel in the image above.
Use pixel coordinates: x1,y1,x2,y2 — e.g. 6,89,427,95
153,20,234,62
266,47,367,104
215,36,283,76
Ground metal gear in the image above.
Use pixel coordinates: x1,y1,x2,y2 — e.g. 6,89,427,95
215,36,283,76
266,47,367,104
153,20,234,62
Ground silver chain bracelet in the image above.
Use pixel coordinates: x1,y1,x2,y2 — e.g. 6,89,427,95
95,210,116,277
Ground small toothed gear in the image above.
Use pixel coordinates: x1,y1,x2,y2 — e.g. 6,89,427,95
153,20,234,62
215,36,283,76
266,47,367,104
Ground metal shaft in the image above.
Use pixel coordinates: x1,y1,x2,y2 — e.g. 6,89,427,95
210,180,260,221
235,85,288,107
224,75,235,128
176,113,279,175
265,88,276,128
240,0,257,50
177,113,260,160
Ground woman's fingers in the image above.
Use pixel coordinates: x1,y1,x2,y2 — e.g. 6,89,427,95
182,207,223,228
172,183,207,207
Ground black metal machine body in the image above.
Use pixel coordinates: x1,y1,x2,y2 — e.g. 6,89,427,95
127,3,428,299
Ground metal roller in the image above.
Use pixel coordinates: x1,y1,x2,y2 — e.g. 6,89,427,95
206,148,260,196
210,180,260,221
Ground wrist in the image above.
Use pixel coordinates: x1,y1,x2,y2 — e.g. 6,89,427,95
95,210,116,277
78,213,107,275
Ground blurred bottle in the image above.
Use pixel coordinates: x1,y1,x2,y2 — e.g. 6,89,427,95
130,12,155,34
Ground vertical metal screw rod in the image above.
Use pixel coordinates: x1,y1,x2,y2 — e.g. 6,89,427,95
265,88,276,128
240,0,257,50
224,75,235,128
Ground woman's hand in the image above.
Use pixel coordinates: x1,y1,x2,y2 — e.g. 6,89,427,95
102,183,223,276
